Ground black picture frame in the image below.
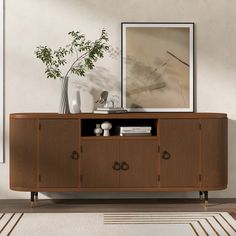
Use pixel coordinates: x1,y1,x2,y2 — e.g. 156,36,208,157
121,22,194,112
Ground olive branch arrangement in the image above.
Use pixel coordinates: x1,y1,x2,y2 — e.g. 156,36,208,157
35,29,110,79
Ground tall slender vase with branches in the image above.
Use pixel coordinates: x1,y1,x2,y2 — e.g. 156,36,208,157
35,29,110,114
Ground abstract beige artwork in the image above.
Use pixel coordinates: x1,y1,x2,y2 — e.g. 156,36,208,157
122,23,193,112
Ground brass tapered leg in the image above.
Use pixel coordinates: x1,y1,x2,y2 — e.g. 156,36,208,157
30,201,35,208
204,191,208,208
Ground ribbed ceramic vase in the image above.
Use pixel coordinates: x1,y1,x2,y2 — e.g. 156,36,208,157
58,77,70,114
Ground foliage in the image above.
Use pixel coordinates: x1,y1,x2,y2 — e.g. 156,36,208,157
35,29,109,79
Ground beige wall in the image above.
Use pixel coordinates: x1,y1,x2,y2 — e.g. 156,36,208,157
1,0,236,199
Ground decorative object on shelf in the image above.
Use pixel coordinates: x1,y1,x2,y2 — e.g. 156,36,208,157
94,124,103,136
95,91,121,112
95,91,108,106
121,22,194,112
101,121,112,136
71,90,81,114
105,94,120,108
35,30,110,114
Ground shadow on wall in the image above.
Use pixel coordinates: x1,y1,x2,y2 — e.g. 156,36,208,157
124,52,190,109
69,66,120,112
69,47,121,112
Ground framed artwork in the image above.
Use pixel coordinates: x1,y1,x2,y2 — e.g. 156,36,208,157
0,0,4,163
121,22,194,112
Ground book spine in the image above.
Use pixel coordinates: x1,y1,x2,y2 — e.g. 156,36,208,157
120,127,152,132
121,130,151,133
120,133,152,136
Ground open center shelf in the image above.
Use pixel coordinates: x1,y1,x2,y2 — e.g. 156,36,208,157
81,118,158,137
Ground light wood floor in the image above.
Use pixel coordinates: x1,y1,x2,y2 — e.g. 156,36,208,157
1,199,236,218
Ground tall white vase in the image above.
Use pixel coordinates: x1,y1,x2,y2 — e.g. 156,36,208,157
71,90,81,113
58,77,70,114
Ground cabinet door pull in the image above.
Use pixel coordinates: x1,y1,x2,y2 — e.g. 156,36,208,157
71,151,79,160
112,161,121,171
162,151,171,160
121,161,129,171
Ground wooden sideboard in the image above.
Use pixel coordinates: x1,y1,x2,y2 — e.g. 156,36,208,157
10,113,228,206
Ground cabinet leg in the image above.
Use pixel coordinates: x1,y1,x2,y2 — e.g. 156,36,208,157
199,191,203,200
204,191,208,207
30,192,35,207
30,192,38,207
35,192,38,201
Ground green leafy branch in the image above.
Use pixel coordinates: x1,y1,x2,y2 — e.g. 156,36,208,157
35,29,110,79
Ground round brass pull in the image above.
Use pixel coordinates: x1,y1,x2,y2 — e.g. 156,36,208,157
162,151,171,160
71,151,79,160
121,161,129,171
112,161,121,171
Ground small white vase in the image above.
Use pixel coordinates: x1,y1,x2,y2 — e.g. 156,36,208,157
94,124,103,136
71,90,81,113
101,121,112,136
58,77,70,114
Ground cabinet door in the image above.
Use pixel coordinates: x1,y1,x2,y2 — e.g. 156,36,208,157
119,139,158,188
81,140,119,188
159,119,200,188
10,119,37,188
38,119,79,188
201,118,227,188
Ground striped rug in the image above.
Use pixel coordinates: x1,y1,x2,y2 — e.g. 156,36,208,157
1,212,236,235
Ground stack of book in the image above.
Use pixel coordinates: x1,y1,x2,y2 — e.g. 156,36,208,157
94,107,128,114
120,126,152,136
